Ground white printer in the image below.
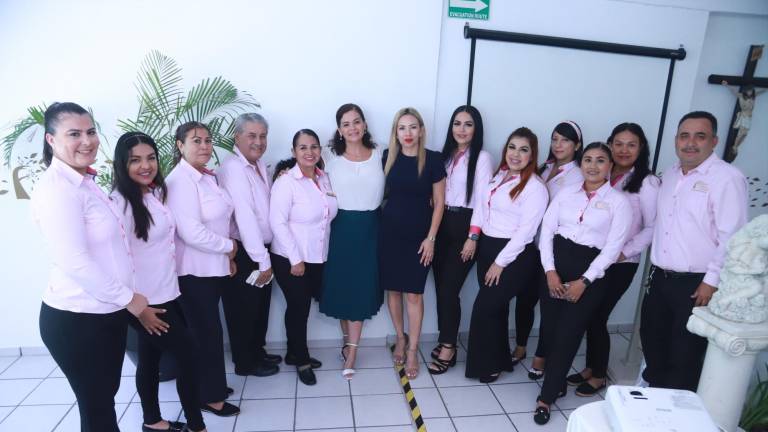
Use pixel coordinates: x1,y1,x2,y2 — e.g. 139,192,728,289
605,385,720,432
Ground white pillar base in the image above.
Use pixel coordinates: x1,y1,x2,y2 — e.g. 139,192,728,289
687,307,768,432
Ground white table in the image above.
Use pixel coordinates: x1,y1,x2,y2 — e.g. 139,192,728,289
566,401,614,432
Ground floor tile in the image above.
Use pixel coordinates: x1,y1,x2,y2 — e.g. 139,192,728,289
157,378,181,402
452,414,514,431
430,362,479,387
0,379,41,406
440,386,503,416
509,410,568,431
234,398,293,431
49,367,66,378
295,395,353,429
418,341,467,362
404,365,436,389
357,426,413,432
0,358,18,375
490,382,542,413
118,401,182,430
351,368,402,395
554,385,603,410
493,362,535,385
354,346,401,369
241,371,296,399
352,394,412,427
0,404,70,432
307,347,346,371
226,373,247,401
115,376,138,403
562,408,575,419
303,429,354,432
296,369,350,398
422,417,456,431
121,355,137,377
21,378,76,405
0,407,12,424
54,404,129,432
411,387,448,418
223,351,235,374
0,355,56,379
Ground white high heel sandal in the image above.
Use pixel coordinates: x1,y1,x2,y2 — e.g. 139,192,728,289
342,342,358,380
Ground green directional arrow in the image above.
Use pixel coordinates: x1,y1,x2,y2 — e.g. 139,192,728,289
448,0,489,20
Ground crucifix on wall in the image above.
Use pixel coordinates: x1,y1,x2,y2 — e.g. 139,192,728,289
708,44,768,163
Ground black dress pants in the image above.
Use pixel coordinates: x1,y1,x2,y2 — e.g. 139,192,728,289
465,237,538,378
432,208,475,345
516,260,544,349
584,262,638,379
177,275,228,404
39,302,127,432
129,300,205,431
640,267,707,391
222,240,273,370
272,253,322,366
540,236,604,404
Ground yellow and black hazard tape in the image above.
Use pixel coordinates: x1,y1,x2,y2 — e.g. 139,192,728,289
394,363,427,432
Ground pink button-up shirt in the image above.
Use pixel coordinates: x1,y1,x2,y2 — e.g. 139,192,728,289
218,147,273,270
539,181,632,282
166,158,235,277
470,170,549,266
111,190,180,305
650,153,748,286
269,165,338,265
445,149,494,210
31,158,135,313
541,160,584,201
611,170,660,264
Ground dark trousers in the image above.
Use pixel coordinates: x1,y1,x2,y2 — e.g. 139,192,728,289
39,302,127,432
516,261,544,348
177,275,228,404
534,261,551,358
128,300,205,431
640,267,707,391
540,236,604,404
585,262,638,378
432,209,475,345
272,253,322,366
221,241,273,370
465,237,538,378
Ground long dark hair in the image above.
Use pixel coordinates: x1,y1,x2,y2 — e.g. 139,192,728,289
330,103,375,155
42,102,91,167
539,121,583,174
496,127,539,201
606,122,653,194
112,132,167,242
441,105,484,205
172,121,211,167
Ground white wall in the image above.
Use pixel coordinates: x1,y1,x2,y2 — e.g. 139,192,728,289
0,0,766,350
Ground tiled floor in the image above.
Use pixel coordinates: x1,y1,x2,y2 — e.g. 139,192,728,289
0,333,634,432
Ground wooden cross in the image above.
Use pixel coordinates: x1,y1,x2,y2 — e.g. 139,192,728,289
708,44,768,163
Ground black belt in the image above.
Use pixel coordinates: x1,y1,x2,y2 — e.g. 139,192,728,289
445,205,472,213
651,265,703,279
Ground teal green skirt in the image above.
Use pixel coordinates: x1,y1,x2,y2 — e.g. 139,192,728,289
320,209,383,321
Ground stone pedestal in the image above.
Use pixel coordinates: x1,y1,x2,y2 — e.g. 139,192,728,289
688,307,768,432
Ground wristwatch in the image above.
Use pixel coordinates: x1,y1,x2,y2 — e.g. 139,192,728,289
580,276,592,287
468,233,480,241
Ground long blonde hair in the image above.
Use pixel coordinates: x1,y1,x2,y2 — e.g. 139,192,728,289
384,107,427,177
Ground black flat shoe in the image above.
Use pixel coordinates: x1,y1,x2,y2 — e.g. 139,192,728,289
533,406,551,425
575,381,606,397
285,354,322,369
263,352,283,365
297,366,317,385
226,386,234,396
235,362,279,377
200,401,240,417
528,368,544,380
567,371,588,386
479,372,500,383
142,420,186,431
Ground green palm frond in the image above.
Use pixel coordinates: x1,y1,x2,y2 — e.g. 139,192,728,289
2,104,46,167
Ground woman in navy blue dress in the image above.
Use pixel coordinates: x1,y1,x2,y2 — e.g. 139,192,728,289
380,107,446,379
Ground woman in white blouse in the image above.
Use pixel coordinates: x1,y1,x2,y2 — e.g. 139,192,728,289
320,104,384,380
463,127,548,382
32,102,149,432
533,142,632,425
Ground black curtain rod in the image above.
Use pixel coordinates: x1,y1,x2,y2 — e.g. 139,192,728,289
464,24,686,60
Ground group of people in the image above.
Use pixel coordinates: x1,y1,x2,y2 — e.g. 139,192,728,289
31,100,747,430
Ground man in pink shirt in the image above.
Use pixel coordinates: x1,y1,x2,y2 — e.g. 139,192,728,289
219,113,281,377
640,111,748,391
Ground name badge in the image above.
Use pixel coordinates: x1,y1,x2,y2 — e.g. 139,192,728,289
594,201,609,210
326,191,337,197
693,181,708,192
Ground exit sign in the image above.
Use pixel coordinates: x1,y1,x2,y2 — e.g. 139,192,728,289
448,0,490,21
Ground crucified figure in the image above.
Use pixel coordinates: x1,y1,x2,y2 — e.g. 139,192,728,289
722,80,766,158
